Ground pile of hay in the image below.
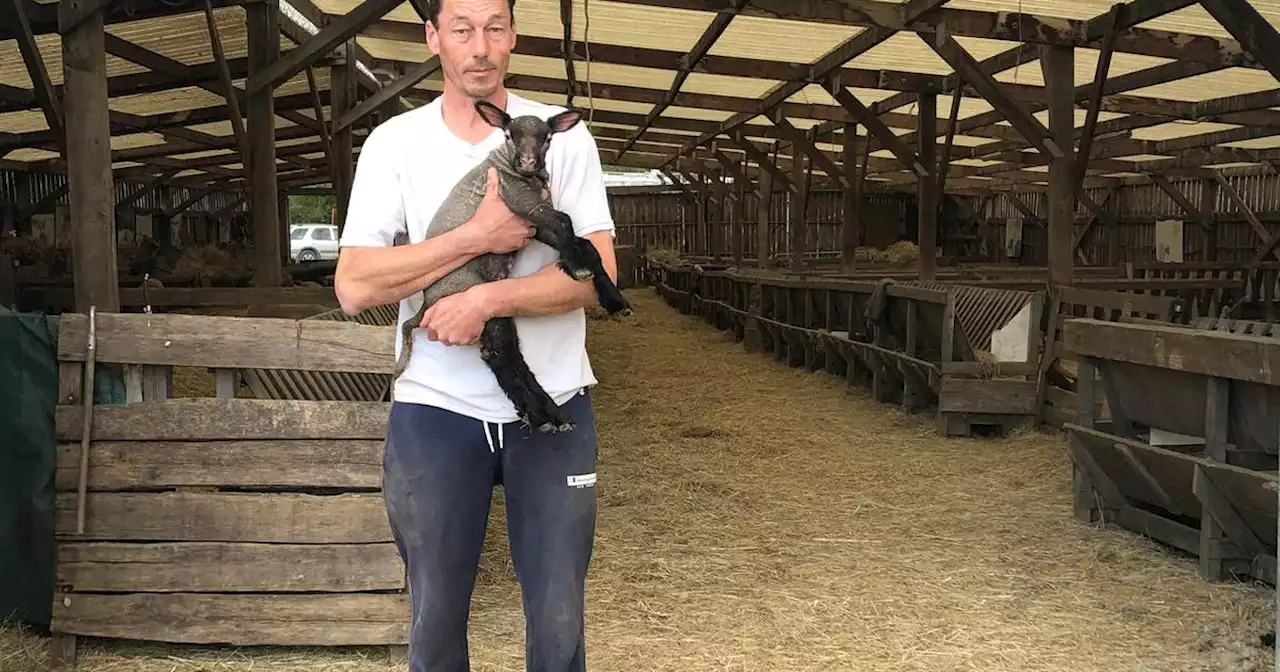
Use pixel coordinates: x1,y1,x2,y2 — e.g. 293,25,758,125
171,245,247,286
0,234,67,272
643,245,685,266
3,291,1274,672
854,241,920,266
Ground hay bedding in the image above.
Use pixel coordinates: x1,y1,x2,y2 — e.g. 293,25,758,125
3,291,1274,672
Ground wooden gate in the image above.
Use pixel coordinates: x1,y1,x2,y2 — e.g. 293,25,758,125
48,309,403,669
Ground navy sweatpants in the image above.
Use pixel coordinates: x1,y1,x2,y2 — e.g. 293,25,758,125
382,389,598,672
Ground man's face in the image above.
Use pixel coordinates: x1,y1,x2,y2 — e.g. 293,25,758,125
425,0,516,100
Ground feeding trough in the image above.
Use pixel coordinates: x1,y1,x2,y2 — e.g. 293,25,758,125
1062,318,1280,585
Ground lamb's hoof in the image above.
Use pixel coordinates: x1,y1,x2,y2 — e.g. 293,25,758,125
556,260,594,281
537,420,575,434
603,295,632,317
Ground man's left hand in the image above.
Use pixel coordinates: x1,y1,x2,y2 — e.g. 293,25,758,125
420,285,492,346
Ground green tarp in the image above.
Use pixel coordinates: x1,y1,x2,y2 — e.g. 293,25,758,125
0,308,57,628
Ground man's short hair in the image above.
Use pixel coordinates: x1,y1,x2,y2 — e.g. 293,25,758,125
410,0,517,26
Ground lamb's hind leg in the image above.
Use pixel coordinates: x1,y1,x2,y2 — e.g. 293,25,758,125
479,317,574,434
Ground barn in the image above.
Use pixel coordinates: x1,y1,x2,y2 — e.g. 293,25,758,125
1,0,1278,670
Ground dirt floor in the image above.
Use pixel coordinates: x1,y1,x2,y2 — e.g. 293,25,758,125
3,288,1275,672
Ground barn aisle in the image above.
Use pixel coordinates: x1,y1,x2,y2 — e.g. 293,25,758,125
4,289,1274,672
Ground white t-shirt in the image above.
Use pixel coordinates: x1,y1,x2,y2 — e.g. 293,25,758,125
338,92,616,423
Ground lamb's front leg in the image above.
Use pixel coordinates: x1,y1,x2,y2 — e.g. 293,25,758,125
522,202,596,281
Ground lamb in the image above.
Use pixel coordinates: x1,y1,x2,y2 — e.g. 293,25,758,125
393,99,632,434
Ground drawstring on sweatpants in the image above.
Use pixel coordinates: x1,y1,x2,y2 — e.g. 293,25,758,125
483,421,505,453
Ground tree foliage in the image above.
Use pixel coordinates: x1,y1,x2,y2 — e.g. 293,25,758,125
288,194,336,226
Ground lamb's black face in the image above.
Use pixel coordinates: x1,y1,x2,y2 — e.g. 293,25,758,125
474,100,585,178
507,116,554,177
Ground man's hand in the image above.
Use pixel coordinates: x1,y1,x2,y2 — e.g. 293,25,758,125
419,285,493,346
461,167,536,255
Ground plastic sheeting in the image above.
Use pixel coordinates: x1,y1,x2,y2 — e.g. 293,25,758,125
0,308,57,628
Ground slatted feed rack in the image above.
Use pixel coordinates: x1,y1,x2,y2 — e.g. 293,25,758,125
649,261,1045,437
1062,317,1279,586
1034,286,1188,429
1125,261,1280,322
48,309,405,670
239,303,399,402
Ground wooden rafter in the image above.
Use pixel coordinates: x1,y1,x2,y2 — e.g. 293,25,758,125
331,57,440,133
243,0,401,96
614,0,748,160
930,24,1065,160
8,0,64,151
1198,0,1280,84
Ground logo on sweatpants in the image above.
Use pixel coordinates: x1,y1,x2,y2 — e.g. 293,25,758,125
567,473,596,488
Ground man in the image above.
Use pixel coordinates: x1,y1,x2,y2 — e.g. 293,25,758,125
332,0,617,670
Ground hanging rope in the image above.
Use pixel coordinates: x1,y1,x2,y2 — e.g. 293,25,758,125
560,0,576,108
560,0,595,123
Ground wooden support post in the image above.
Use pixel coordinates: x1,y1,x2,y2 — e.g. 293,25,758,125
60,0,119,313
247,0,281,287
917,93,938,281
331,41,356,234
278,189,291,267
1202,178,1220,261
710,165,724,261
841,122,859,271
733,156,745,265
790,153,806,270
1044,44,1076,286
757,168,772,268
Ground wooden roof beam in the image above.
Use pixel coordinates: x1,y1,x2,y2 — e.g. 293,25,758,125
929,24,1065,160
0,0,249,39
610,0,1265,71
615,0,748,160
659,24,903,165
824,73,928,177
244,0,400,96
766,111,850,188
364,21,948,96
331,57,440,133
1198,0,1280,85
784,1,1214,155
7,0,64,152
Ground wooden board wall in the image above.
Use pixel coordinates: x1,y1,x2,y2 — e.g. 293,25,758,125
51,310,408,650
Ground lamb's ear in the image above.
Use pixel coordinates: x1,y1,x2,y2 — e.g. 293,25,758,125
475,100,511,129
547,109,583,134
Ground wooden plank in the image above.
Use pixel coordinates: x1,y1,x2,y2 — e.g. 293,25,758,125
938,378,1038,414
56,398,390,441
1055,285,1178,318
54,491,393,543
54,439,385,490
26,286,334,309
52,592,410,645
57,542,404,592
1062,318,1280,386
56,312,394,373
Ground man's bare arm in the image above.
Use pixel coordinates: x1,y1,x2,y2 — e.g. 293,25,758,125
334,167,535,315
476,230,619,318
334,228,486,315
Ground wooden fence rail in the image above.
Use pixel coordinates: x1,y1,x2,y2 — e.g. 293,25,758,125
647,260,1045,437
